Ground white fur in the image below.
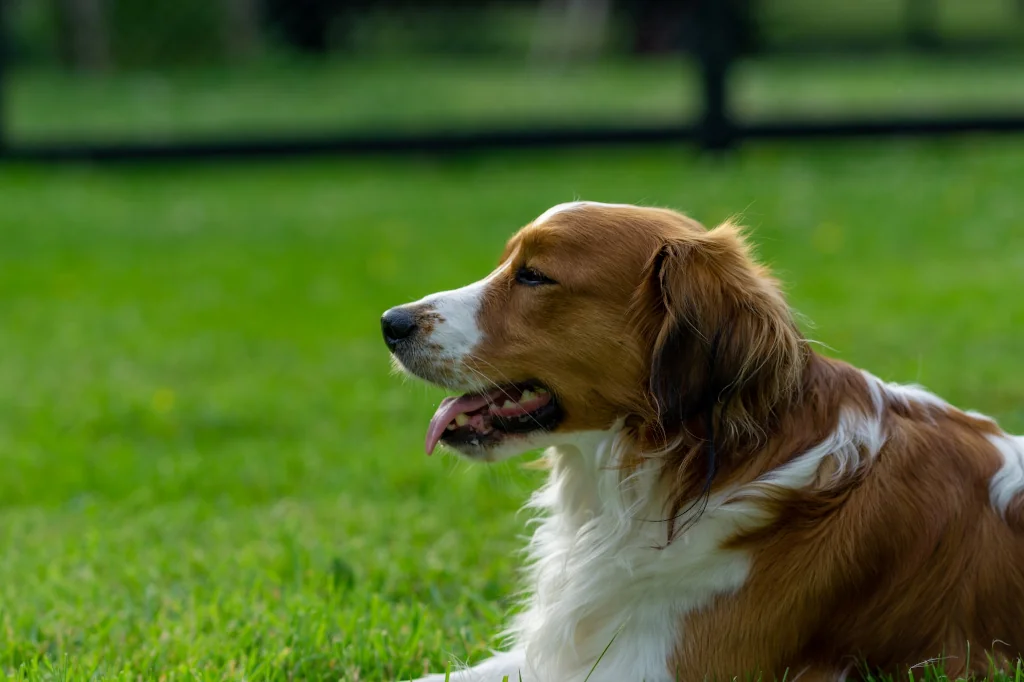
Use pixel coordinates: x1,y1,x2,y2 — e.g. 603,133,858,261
410,651,526,682
883,383,951,411
415,274,493,361
985,433,1024,519
731,405,885,512
409,404,888,682
864,371,952,418
864,372,1019,518
400,265,511,394
864,371,996,428
532,201,639,226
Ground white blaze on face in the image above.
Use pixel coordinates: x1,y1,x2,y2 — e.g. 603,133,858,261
532,200,642,226
412,266,505,361
415,201,634,359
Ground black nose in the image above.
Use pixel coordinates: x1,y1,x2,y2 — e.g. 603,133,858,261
381,307,417,349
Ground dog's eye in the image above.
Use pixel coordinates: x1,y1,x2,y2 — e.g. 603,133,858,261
515,266,556,287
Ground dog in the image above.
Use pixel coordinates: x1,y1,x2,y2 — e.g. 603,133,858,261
381,201,1024,682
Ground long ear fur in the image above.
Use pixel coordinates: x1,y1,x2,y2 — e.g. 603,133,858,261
638,222,807,453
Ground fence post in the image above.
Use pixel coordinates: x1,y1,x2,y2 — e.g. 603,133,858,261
695,0,737,150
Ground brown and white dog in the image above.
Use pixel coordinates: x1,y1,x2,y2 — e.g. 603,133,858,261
381,202,1024,682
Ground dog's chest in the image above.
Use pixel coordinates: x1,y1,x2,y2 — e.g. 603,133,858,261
517,462,752,682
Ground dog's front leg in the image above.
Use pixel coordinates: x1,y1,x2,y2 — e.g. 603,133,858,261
405,649,529,682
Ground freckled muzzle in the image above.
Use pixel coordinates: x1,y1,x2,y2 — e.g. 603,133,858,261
380,303,564,456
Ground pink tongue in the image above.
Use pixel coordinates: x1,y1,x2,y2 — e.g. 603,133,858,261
425,392,496,455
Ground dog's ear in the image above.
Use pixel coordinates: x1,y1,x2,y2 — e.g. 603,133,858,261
635,223,806,449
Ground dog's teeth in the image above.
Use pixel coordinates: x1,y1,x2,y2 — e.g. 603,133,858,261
521,390,536,402
455,413,470,426
446,423,457,431
519,416,530,423
535,387,548,395
502,400,516,409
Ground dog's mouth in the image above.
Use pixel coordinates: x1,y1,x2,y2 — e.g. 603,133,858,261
425,381,563,455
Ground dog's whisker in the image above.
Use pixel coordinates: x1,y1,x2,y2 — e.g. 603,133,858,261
461,359,550,433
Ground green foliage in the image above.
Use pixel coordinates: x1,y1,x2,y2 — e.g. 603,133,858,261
108,0,224,68
0,140,1023,680
5,0,61,65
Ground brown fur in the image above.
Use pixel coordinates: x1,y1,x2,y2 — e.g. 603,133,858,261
674,399,1022,681
450,203,1024,679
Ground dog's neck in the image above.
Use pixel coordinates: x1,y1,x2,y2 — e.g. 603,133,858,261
530,425,673,547
513,420,770,678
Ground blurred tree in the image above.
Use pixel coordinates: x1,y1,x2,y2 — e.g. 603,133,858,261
264,0,521,57
10,0,266,71
266,0,335,55
531,0,613,61
222,0,263,63
625,0,689,54
623,0,759,56
109,0,222,67
56,0,111,72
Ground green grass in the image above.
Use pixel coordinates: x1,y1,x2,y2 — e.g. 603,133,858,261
1,138,1024,680
7,55,1024,143
757,0,1024,45
7,58,691,142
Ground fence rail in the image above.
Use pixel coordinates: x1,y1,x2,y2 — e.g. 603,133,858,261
2,0,1024,162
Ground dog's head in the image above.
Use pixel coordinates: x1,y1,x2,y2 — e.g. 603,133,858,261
383,202,805,461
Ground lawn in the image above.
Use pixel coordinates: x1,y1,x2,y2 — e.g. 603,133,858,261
1,139,1023,681
6,55,1024,143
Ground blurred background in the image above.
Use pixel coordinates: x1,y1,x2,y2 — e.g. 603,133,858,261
0,1,1023,680
2,0,1024,154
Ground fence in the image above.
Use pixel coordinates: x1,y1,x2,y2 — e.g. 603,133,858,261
1,0,1023,161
